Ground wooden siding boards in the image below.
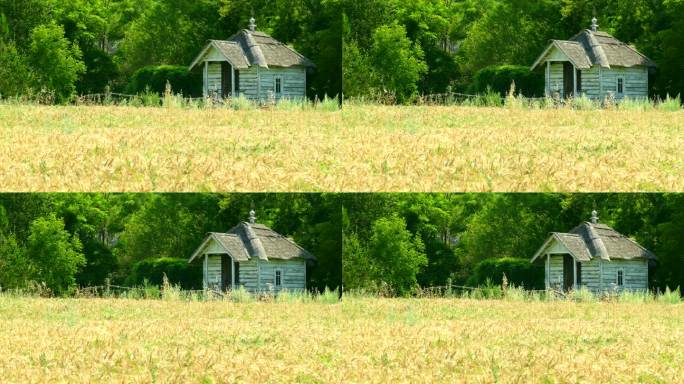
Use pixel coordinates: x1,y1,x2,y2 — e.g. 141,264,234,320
206,255,222,290
193,40,308,101
257,67,306,101
547,255,647,293
257,259,307,292
534,29,652,101
238,259,259,291
600,259,648,292
600,66,648,100
547,62,647,100
206,63,222,97
579,257,601,292
548,63,565,97
190,221,314,294
548,255,564,290
235,259,306,293
202,257,306,293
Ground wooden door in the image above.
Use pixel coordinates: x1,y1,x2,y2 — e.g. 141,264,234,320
221,255,231,291
563,62,574,98
576,262,582,287
221,62,232,98
563,255,574,291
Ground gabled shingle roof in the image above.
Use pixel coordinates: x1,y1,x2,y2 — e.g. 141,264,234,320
190,29,315,70
189,222,315,263
531,29,656,70
532,222,656,262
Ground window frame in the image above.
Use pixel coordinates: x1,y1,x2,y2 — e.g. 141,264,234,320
617,77,624,94
275,269,282,287
617,269,624,287
274,76,283,95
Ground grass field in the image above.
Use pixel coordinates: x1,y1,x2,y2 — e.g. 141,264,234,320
1,296,682,383
1,104,683,191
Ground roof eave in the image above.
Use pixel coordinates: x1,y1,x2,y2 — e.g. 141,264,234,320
188,233,215,263
531,42,555,70
531,41,592,70
189,40,249,70
531,234,555,262
189,41,214,70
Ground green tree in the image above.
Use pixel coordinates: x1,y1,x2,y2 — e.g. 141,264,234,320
369,23,427,102
118,0,226,72
28,22,86,101
342,39,376,98
0,234,33,290
368,216,427,295
0,40,33,97
25,215,86,295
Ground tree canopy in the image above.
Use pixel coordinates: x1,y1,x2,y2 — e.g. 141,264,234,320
342,0,684,102
0,193,342,294
343,193,684,295
0,0,341,101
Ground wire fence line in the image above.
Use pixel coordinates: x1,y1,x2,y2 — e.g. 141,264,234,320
414,283,553,295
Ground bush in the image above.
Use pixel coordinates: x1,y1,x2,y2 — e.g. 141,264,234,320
657,94,682,111
126,65,202,97
467,257,544,290
470,65,544,97
125,257,202,289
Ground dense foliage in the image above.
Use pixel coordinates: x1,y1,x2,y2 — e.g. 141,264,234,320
470,65,544,97
467,257,544,289
0,0,341,101
342,0,684,102
343,193,684,295
125,257,202,289
126,65,202,96
0,193,342,294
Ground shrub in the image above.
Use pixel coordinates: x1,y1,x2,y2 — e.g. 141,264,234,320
657,94,681,111
470,65,544,97
28,23,86,103
619,97,653,111
467,257,544,290
656,286,681,304
466,87,503,107
125,257,202,289
570,95,596,110
126,65,202,97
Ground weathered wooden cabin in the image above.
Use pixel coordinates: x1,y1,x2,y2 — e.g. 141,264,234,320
188,17,315,101
531,18,655,100
531,211,655,293
188,210,315,293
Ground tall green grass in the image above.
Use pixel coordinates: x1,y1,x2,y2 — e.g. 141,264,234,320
345,284,682,304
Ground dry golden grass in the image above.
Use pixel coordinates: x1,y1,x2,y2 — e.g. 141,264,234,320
1,296,682,383
1,104,683,191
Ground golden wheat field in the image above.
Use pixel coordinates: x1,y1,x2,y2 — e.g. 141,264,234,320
1,296,682,383
1,104,683,191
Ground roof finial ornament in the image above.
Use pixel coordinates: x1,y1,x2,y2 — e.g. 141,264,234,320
249,209,256,224
591,210,599,224
248,16,256,32
591,17,598,32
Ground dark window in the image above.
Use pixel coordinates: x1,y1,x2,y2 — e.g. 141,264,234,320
234,261,240,285
275,270,282,286
234,69,240,93
617,78,624,94
275,78,282,94
617,270,624,286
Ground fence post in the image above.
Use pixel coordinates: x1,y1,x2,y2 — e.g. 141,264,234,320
104,278,110,297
